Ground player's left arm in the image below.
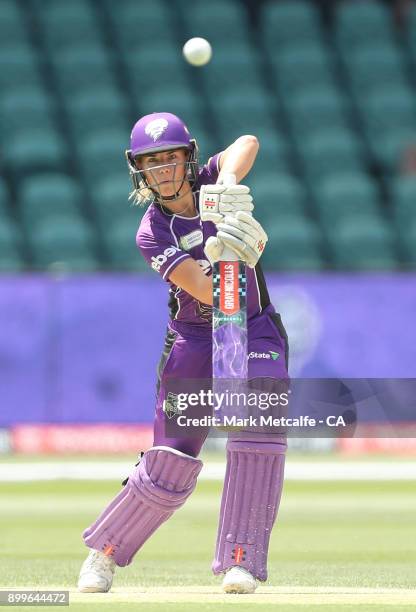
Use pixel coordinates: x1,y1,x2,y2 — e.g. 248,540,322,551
217,135,259,183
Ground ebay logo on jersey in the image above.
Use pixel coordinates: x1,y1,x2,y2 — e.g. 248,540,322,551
151,246,180,272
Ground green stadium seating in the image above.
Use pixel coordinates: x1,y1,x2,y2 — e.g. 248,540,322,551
202,44,264,93
251,131,291,175
19,175,83,230
77,130,128,180
38,0,102,51
361,88,416,132
179,0,250,44
401,219,416,266
29,215,97,271
0,0,414,272
346,44,407,93
103,218,149,271
262,0,321,48
0,214,25,271
0,46,42,90
137,91,203,130
126,48,190,95
261,215,323,270
89,174,144,229
212,91,276,141
367,129,416,172
315,173,379,226
51,45,116,95
300,130,364,180
65,89,129,139
271,42,335,95
336,0,394,49
391,177,416,226
4,129,67,176
251,173,307,222
0,88,56,137
288,86,349,136
0,2,29,49
0,218,22,264
107,0,175,51
328,215,397,270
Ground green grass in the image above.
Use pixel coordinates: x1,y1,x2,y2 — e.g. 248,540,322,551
0,477,415,610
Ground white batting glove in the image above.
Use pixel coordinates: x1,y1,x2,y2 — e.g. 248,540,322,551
199,184,254,224
204,211,268,268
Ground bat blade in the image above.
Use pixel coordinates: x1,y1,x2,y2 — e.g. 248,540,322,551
212,259,247,380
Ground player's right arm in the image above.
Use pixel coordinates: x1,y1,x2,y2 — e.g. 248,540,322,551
169,259,213,306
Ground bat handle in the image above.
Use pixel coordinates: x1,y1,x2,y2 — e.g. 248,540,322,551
219,173,239,261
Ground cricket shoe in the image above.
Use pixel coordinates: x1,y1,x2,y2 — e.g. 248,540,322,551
77,549,116,593
222,566,257,594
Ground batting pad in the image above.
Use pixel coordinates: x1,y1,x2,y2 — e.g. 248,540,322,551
83,446,203,566
212,436,286,581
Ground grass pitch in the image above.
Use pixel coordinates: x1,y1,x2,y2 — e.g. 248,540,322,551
0,469,415,611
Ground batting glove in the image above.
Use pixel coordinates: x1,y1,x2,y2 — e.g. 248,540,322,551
199,184,254,224
204,211,268,268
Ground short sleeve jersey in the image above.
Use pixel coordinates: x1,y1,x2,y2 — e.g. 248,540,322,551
136,153,271,331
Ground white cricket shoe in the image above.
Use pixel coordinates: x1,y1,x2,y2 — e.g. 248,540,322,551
77,549,116,593
222,566,257,594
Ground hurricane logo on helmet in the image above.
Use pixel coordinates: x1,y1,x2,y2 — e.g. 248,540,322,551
145,118,169,142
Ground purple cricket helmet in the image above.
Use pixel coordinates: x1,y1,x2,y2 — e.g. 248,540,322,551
126,112,199,203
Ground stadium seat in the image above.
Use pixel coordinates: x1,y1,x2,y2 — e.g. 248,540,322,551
271,42,335,95
65,89,129,139
202,44,264,93
212,91,276,141
103,217,150,271
51,45,116,95
300,130,364,180
368,129,416,172
360,88,416,135
77,130,128,180
336,0,394,49
401,219,416,267
0,46,42,90
89,174,144,229
0,218,23,268
0,1,30,49
251,174,307,222
38,0,102,51
19,175,83,230
179,0,250,44
288,87,349,136
345,43,407,94
315,173,379,226
4,129,67,176
328,215,397,270
391,177,416,226
261,215,323,270
0,88,57,138
29,215,97,271
262,0,321,48
126,48,190,95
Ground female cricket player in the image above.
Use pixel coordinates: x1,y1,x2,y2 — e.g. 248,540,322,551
78,112,289,595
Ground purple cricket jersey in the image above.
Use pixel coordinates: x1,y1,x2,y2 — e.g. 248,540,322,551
136,153,274,334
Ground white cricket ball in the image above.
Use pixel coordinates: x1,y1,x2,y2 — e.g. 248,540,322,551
183,37,212,67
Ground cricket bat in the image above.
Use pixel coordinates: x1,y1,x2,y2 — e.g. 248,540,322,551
212,173,248,416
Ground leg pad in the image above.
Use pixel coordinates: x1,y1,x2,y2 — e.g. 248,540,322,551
83,446,202,566
212,436,286,581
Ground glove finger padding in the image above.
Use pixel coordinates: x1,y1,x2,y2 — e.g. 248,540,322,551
204,236,224,266
201,184,250,195
216,231,259,268
216,211,268,268
200,184,253,223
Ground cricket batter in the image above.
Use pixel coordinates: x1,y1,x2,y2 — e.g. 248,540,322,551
78,112,289,594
